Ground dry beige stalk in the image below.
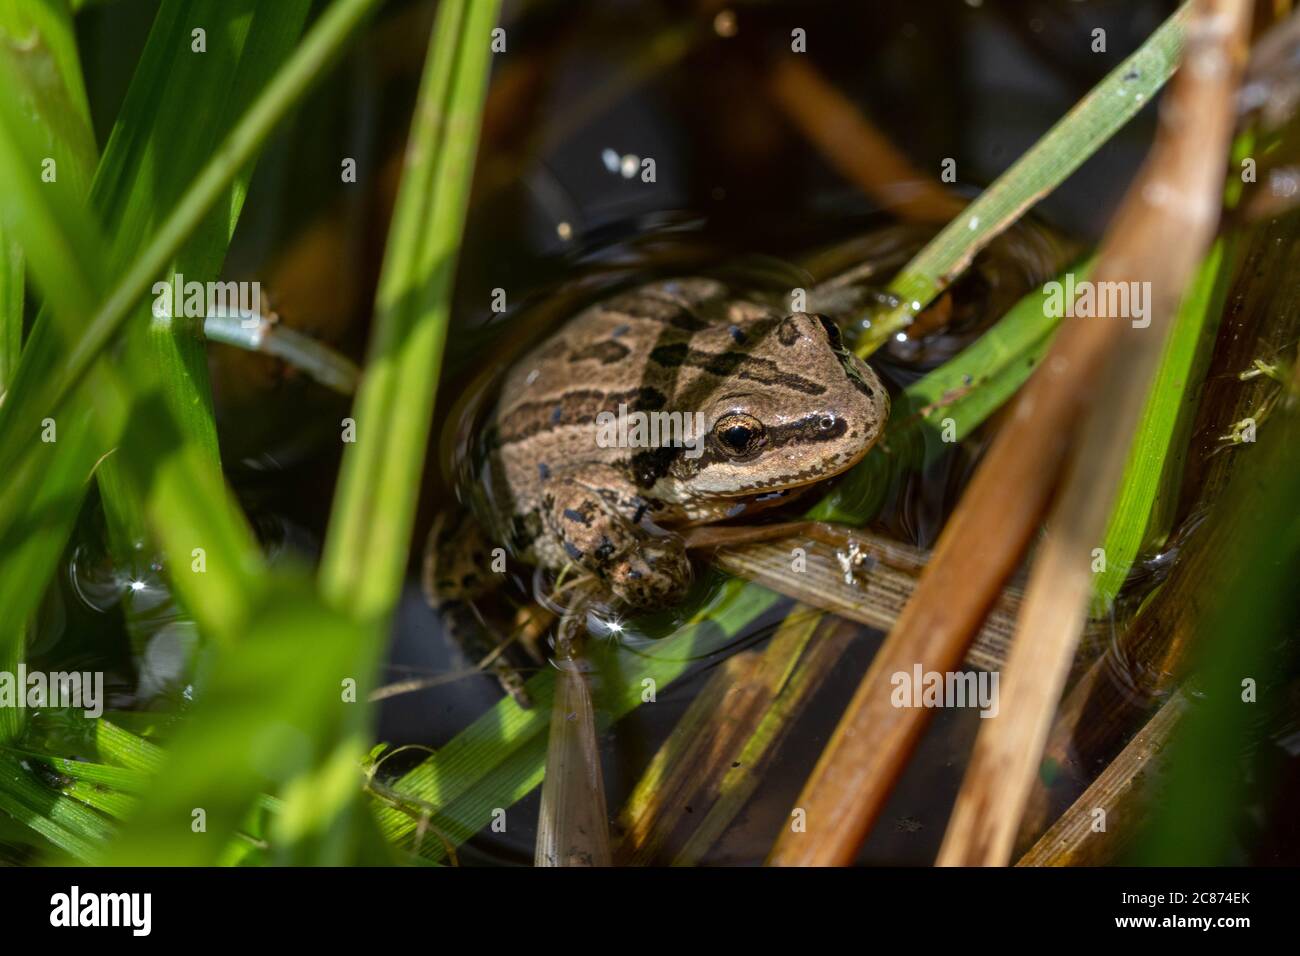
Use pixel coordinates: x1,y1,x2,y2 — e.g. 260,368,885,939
535,593,611,867
936,0,1250,867
1017,690,1189,867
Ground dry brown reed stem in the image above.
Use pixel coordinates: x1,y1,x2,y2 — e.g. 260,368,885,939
765,57,967,223
767,0,1249,868
936,0,1250,867
1017,689,1190,867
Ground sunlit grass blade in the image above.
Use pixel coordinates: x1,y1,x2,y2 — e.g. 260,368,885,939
0,0,395,865
320,0,502,619
0,752,113,861
1089,242,1229,614
0,228,19,393
0,0,384,658
103,577,383,865
82,0,312,569
855,2,1191,356
0,0,384,488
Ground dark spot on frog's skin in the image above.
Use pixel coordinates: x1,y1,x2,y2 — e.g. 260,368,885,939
551,405,563,424
629,445,679,489
562,507,590,526
728,324,746,344
777,317,802,346
594,536,616,563
815,313,843,349
563,541,584,561
569,339,630,364
538,462,551,481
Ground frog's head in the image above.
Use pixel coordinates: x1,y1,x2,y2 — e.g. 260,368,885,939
665,311,889,504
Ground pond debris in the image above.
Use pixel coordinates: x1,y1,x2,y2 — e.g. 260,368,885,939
834,539,878,585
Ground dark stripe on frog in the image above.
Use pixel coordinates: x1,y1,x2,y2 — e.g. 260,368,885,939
648,343,826,396
493,385,667,446
568,339,631,364
598,291,711,332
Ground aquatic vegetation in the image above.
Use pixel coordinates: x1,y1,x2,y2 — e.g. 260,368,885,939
0,0,1295,877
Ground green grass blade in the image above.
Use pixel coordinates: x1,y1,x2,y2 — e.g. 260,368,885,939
0,0,384,487
1089,242,1229,614
320,0,501,619
0,752,113,860
86,0,313,543
855,2,1191,356
95,719,164,773
0,0,383,655
0,228,20,393
102,576,381,865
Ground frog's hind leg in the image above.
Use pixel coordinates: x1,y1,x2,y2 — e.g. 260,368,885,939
421,509,500,606
422,511,534,707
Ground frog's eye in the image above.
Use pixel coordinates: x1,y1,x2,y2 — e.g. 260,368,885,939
815,314,843,350
712,413,766,458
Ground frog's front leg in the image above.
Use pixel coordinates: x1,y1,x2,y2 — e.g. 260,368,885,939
541,464,691,609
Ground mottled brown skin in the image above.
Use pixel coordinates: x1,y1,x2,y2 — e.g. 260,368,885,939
426,276,889,612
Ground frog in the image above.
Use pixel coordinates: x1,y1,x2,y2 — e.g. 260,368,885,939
423,275,890,622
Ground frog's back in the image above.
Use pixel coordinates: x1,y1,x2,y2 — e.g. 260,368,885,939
479,279,769,546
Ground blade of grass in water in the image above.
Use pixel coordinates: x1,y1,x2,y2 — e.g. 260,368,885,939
81,0,312,581
1089,241,1228,614
855,2,1191,356
1135,365,1300,864
101,0,499,866
321,0,502,619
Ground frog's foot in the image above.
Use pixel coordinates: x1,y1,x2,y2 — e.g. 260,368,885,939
421,510,498,607
542,469,691,610
603,533,692,608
